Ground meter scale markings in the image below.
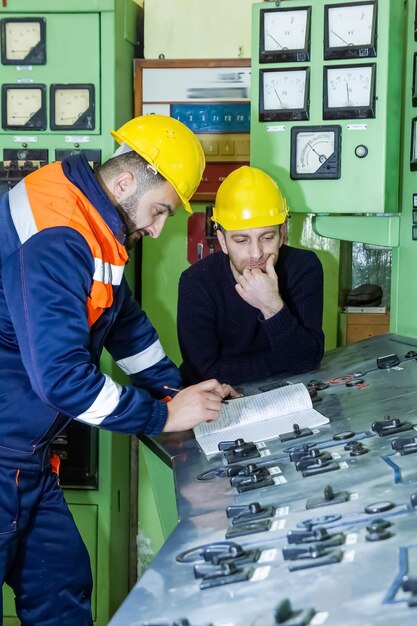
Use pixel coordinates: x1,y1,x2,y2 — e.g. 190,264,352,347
290,126,341,180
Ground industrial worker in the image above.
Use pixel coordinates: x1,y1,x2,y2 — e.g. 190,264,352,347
177,165,325,386
0,115,236,626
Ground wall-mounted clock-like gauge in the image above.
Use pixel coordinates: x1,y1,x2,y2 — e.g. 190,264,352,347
1,84,47,131
290,125,342,180
50,84,95,131
259,68,309,122
323,64,376,119
411,118,417,171
324,1,377,60
259,6,311,63
1,17,46,65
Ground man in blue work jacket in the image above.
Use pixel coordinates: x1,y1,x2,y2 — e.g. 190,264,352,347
0,115,235,625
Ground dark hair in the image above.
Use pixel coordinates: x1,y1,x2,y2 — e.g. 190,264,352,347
97,151,166,194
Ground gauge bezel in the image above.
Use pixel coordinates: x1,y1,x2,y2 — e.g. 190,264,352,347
324,1,377,60
1,17,46,65
1,83,47,131
259,6,311,64
259,68,310,122
50,84,95,131
323,63,376,120
290,124,342,180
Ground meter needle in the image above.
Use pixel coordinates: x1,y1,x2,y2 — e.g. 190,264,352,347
266,31,283,49
307,142,327,164
273,86,284,107
330,29,349,46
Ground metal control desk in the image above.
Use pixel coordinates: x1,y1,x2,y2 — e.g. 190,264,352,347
110,334,417,626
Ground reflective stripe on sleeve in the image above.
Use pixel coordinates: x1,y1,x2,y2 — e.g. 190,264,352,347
93,258,124,285
75,374,122,426
116,339,166,375
9,180,38,244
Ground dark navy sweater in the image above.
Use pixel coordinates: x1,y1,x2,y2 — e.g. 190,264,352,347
177,245,324,386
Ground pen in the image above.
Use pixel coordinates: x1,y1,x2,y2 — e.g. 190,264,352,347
163,385,229,404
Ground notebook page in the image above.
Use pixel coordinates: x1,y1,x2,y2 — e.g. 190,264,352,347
194,382,312,438
196,407,329,457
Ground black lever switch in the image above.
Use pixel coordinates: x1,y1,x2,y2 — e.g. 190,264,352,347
306,484,349,510
274,598,316,625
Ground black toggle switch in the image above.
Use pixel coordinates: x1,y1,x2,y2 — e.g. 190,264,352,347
287,549,343,571
333,431,356,441
226,519,272,539
306,484,349,510
371,415,413,437
405,351,417,359
302,460,340,477
286,527,344,548
296,452,332,472
198,562,253,589
229,464,270,486
274,598,316,625
366,518,392,532
290,446,322,463
376,353,400,369
308,379,329,391
218,438,260,463
280,423,313,442
391,436,417,455
282,544,329,561
226,502,275,523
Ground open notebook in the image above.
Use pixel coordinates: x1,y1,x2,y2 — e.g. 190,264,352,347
193,382,329,457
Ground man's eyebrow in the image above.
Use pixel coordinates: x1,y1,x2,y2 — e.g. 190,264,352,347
156,203,175,217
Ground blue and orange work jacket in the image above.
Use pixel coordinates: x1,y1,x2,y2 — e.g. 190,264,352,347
0,154,180,467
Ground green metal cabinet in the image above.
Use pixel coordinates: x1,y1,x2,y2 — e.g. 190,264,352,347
0,1,139,623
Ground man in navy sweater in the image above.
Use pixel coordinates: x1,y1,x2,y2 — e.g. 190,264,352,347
177,166,325,386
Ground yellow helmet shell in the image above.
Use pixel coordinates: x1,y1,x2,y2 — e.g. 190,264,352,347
111,115,205,213
212,165,288,230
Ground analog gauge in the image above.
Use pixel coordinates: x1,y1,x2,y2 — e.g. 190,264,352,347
50,84,95,130
1,84,46,130
260,7,311,63
290,125,342,179
324,1,377,60
259,68,309,122
324,64,376,119
411,118,417,171
1,18,46,65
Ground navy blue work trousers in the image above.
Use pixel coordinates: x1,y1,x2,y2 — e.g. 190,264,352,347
0,464,93,625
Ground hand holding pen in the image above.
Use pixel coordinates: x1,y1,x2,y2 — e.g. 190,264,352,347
162,380,241,432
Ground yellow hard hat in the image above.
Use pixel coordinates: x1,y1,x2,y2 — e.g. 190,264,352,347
212,166,288,230
111,115,205,213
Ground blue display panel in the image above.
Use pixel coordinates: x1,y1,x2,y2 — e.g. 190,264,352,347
171,103,251,133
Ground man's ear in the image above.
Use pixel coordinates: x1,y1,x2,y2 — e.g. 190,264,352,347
216,229,228,255
279,221,288,247
113,171,136,200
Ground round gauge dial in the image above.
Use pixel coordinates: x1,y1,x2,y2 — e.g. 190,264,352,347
54,88,91,126
2,86,46,130
1,18,46,64
263,9,308,52
324,2,376,59
260,7,311,63
260,69,309,122
326,65,373,109
328,3,375,48
50,84,95,130
296,130,335,175
263,70,307,110
291,126,341,179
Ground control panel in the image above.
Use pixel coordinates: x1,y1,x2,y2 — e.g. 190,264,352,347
250,0,403,214
110,333,417,626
